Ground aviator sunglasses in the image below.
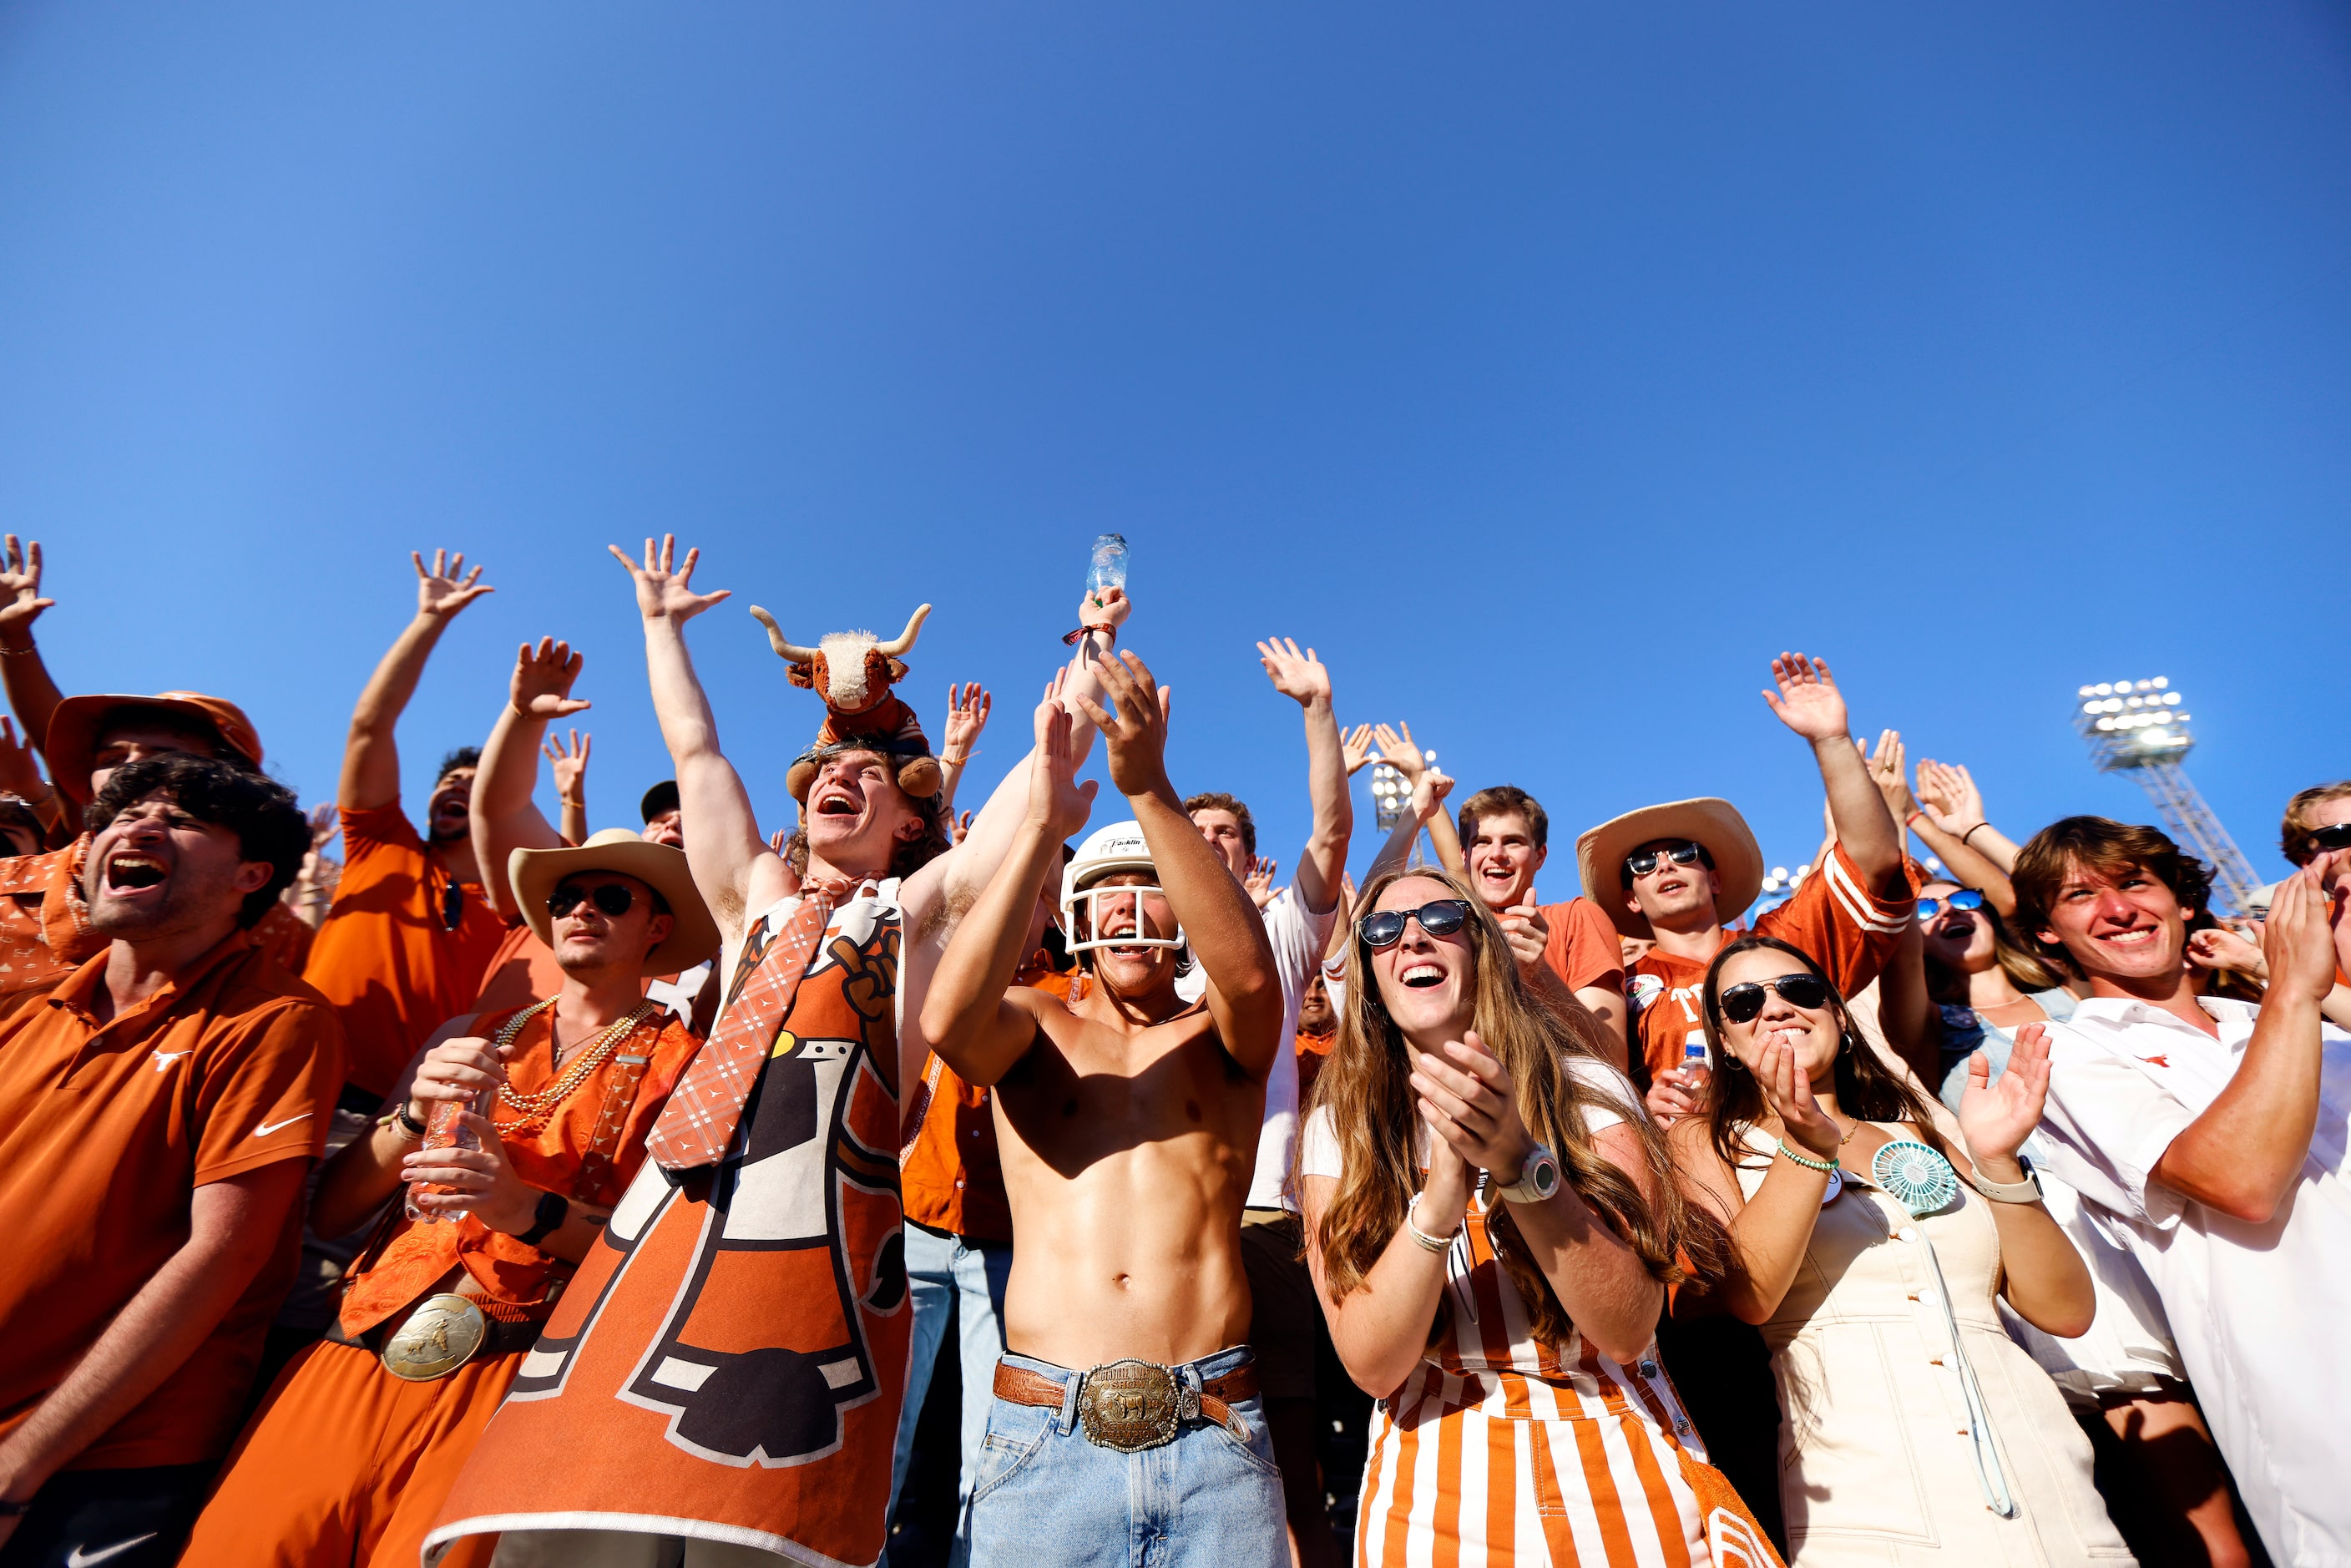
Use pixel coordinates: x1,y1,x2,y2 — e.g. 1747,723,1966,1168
1357,899,1474,950
547,882,638,919
1715,972,1831,1024
1915,889,1985,920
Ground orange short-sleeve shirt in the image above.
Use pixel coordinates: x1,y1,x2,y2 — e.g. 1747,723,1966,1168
0,932,344,1469
302,800,508,1097
1625,842,1917,1084
1538,895,1625,999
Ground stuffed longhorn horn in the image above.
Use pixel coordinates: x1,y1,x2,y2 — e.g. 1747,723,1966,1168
746,606,818,664
877,604,933,658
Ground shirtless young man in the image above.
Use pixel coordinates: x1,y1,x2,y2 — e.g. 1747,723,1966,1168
923,654,1286,1567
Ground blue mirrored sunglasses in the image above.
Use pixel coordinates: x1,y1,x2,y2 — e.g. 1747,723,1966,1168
1916,889,1985,920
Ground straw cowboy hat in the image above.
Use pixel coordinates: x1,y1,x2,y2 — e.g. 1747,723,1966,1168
510,829,719,977
1575,797,1766,942
44,690,264,803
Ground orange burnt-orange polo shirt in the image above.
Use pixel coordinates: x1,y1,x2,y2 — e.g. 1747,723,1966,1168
0,930,344,1469
304,799,507,1097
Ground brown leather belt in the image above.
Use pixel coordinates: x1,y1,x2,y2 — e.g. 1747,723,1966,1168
993,1356,1259,1453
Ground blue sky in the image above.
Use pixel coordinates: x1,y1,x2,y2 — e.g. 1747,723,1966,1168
2,3,2344,903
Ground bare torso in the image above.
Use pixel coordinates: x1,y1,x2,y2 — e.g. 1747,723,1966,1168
992,984,1264,1368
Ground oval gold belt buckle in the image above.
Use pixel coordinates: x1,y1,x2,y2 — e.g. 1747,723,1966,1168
1077,1359,1181,1453
381,1292,489,1382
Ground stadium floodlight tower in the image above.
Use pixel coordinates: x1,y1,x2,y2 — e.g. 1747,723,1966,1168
2071,676,2263,915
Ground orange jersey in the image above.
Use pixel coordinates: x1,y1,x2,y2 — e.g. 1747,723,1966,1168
0,838,312,1017
901,953,1071,1244
1627,842,1915,1083
339,1002,700,1337
302,800,508,1097
0,931,344,1469
1538,895,1625,997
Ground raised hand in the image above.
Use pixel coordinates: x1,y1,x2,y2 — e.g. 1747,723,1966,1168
1868,730,1916,823
1074,650,1173,801
511,636,592,720
1077,585,1132,631
1411,765,1454,824
1027,669,1099,841
412,549,494,620
0,716,45,803
1499,895,1550,976
1956,1023,2051,1166
1244,857,1279,909
544,730,591,802
1373,721,1426,781
307,802,341,852
1914,759,1985,836
1256,636,1332,709
1340,723,1376,777
952,809,975,845
0,536,55,636
1762,653,1850,744
2186,924,2268,982
943,683,993,758
1754,1025,1842,1159
610,534,730,625
1410,1030,1539,1181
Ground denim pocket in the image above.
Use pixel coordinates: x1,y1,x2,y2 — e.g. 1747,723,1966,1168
1211,1397,1284,1480
970,1398,1054,1501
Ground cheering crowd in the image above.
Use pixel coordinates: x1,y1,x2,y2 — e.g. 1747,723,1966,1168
0,533,2344,1568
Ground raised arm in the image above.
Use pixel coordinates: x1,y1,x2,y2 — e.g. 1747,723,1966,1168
918,680,1097,1087
1913,758,2020,899
936,682,992,819
1364,753,1454,886
1256,638,1353,917
341,550,495,811
1764,654,1903,897
547,731,591,847
609,537,780,941
1079,650,1282,1074
471,637,594,920
0,537,66,766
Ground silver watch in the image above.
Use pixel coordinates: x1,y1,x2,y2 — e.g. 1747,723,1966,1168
1494,1143,1562,1206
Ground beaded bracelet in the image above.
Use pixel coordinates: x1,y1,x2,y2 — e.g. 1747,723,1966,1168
1777,1138,1839,1173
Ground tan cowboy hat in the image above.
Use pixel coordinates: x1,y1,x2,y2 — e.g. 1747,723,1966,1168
1575,797,1765,941
510,829,720,976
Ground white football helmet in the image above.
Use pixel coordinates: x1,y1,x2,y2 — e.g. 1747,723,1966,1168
1060,820,1186,954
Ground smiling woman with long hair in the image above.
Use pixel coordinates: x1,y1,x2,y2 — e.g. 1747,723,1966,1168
1670,933,2131,1565
1296,865,1774,1565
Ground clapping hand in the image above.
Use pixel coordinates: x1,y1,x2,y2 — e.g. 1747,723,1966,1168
1956,1023,2051,1167
1410,1030,1538,1185
614,535,730,625
413,549,493,620
1027,669,1099,841
1762,653,1850,745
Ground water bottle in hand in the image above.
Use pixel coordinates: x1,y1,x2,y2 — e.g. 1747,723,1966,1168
405,1092,486,1224
1085,534,1129,603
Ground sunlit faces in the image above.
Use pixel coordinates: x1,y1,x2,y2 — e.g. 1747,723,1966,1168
1298,972,1335,1034
1624,835,1721,929
84,794,272,938
802,751,923,866
640,807,684,849
1917,880,1996,974
1188,808,1251,879
427,766,477,846
88,718,222,798
1464,811,1545,912
1711,947,1842,1083
2036,857,2190,984
1071,870,1181,994
1364,874,1477,1050
547,871,671,974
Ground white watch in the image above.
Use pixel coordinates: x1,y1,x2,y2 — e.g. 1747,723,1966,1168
1968,1156,2043,1205
1493,1144,1562,1206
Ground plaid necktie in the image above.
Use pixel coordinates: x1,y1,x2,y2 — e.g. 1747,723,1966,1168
647,878,852,1175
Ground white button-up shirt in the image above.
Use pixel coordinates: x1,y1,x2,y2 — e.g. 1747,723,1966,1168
2033,994,2351,1567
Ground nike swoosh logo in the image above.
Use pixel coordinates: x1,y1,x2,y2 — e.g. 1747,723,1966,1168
253,1113,312,1138
68,1535,159,1567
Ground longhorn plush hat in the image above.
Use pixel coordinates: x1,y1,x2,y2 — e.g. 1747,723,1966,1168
748,602,942,803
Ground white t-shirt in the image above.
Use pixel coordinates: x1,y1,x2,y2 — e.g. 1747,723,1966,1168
1177,884,1334,1210
2031,994,2351,1565
1299,1055,1641,1181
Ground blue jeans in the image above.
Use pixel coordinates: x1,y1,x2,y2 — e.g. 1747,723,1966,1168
965,1347,1285,1568
888,1223,1013,1560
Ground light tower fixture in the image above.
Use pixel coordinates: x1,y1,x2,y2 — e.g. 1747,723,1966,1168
2069,675,2262,914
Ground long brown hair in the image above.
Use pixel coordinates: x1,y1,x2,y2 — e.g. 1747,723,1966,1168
1301,865,1707,1348
1699,934,1946,1173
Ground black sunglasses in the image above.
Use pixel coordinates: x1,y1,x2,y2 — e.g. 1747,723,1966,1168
1716,972,1831,1024
2307,822,2351,855
439,878,467,933
1916,889,1985,920
1623,840,1713,884
1357,899,1474,950
548,883,637,920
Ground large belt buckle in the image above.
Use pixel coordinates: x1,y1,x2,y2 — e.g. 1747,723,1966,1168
1077,1359,1189,1453
380,1292,488,1383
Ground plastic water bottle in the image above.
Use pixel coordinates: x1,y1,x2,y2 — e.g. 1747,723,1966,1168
1085,534,1129,604
405,1092,486,1223
1681,1035,1710,1080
